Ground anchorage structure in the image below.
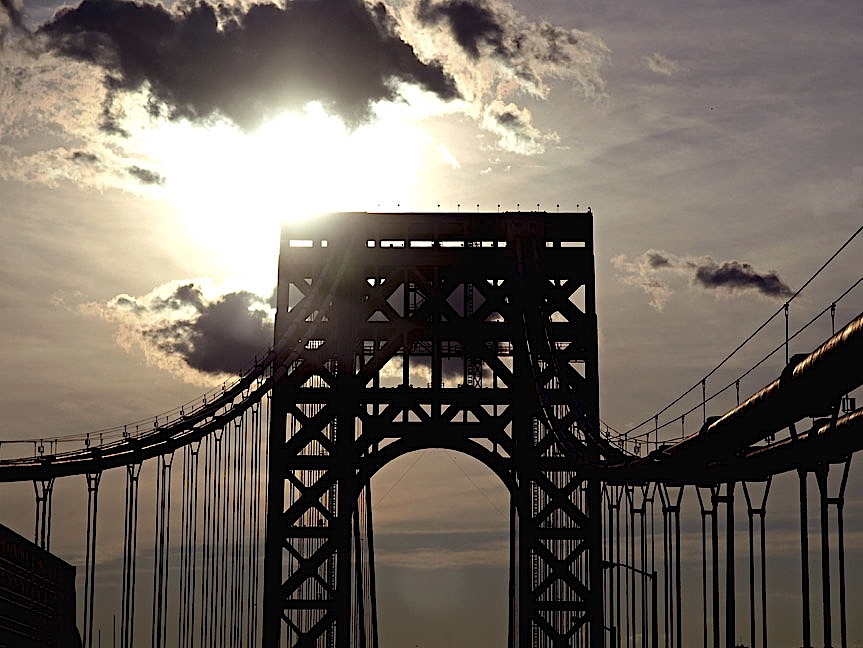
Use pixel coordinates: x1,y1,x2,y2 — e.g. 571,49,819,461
264,211,603,647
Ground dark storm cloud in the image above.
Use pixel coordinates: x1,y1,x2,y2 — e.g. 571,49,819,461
416,0,504,60
36,0,459,130
413,0,607,96
645,251,671,269
0,0,27,36
127,165,164,185
612,249,793,309
70,150,99,163
694,260,792,298
142,289,271,374
101,282,274,377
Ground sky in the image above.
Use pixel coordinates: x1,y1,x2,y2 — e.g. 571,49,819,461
0,0,862,646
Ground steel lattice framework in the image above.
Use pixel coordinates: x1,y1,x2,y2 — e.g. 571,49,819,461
263,211,605,648
1,211,861,648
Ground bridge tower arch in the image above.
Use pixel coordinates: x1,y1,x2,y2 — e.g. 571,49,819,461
263,211,604,648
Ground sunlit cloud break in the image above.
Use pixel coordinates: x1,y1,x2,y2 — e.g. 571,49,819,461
642,52,685,77
35,0,459,130
0,0,610,196
612,249,793,310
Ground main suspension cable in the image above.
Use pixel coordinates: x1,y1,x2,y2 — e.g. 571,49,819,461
623,222,863,439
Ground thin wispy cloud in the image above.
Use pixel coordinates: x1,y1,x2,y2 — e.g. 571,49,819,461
481,99,558,154
642,52,685,77
612,249,793,310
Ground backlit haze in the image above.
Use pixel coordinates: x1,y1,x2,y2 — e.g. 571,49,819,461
1,0,861,646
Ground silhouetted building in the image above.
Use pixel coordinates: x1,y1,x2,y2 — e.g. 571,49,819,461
0,522,81,647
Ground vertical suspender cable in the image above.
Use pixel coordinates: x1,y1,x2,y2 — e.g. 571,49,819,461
33,478,55,550
725,482,735,648
121,463,141,648
669,487,683,648
624,486,631,648
200,434,213,648
616,488,622,648
151,452,173,648
178,441,199,648
365,480,379,648
606,487,617,648
738,479,771,648
257,391,270,648
836,457,851,648
742,483,756,648
648,485,656,627
189,441,201,648
640,490,648,648
815,467,832,648
710,486,719,648
798,469,811,648
228,416,241,646
696,488,708,648
178,445,190,648
237,410,248,647
217,426,228,648
659,486,670,648
84,471,102,648
247,400,262,647
239,407,252,647
237,412,248,646
760,484,769,648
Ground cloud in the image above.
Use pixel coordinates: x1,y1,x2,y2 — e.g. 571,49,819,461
36,0,459,131
693,259,793,297
402,0,609,152
612,249,793,310
0,0,27,39
0,0,30,40
642,52,685,77
436,142,460,168
127,165,164,185
377,539,508,568
411,0,608,101
481,99,557,154
1,0,610,194
84,280,274,382
70,150,99,163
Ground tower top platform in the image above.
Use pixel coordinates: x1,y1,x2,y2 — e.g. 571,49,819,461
280,211,593,250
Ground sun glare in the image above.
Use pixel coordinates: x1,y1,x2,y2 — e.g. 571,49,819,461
141,102,432,290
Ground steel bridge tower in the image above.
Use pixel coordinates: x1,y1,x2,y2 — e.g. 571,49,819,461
264,211,604,647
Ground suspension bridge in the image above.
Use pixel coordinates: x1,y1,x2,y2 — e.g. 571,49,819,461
0,210,861,648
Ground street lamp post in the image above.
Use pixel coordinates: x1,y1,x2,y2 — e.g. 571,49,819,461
602,560,658,648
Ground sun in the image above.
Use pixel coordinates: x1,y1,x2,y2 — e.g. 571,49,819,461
139,102,433,291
